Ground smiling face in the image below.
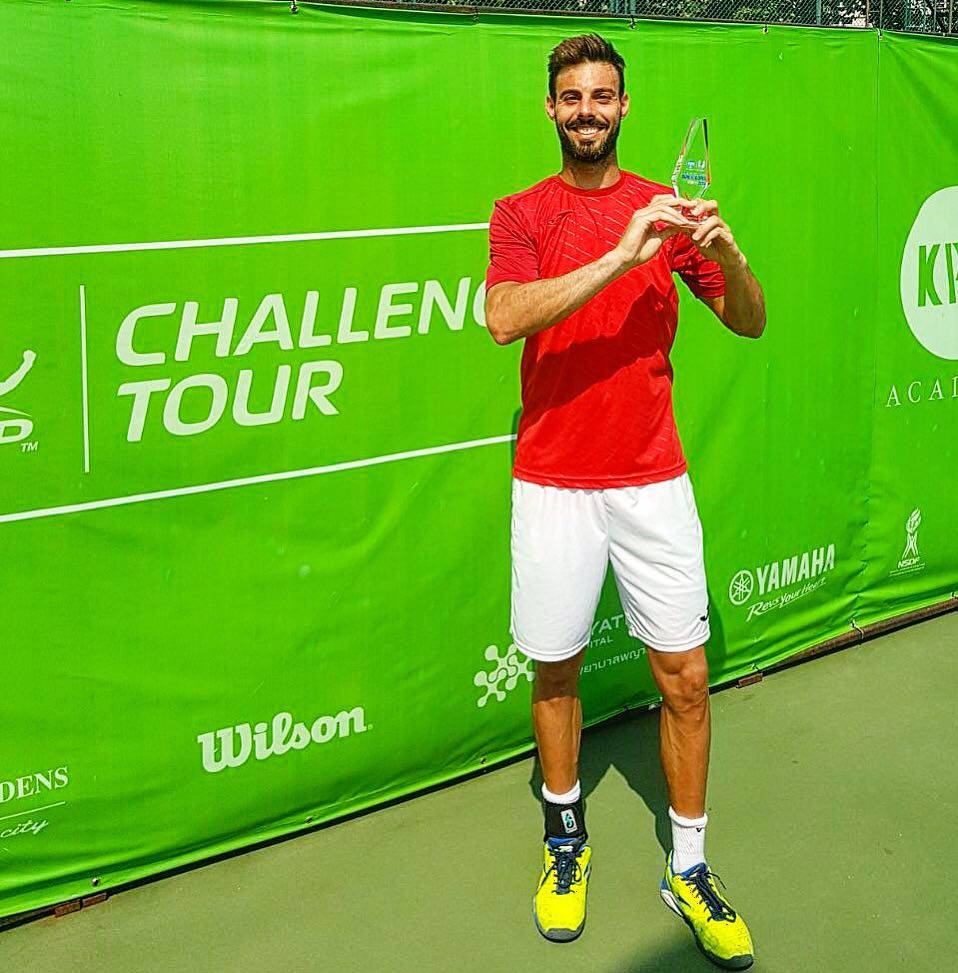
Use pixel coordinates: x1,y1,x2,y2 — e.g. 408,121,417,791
547,60,629,166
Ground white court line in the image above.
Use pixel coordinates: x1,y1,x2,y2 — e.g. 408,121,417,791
0,801,66,822
0,222,490,259
79,284,90,473
0,434,517,525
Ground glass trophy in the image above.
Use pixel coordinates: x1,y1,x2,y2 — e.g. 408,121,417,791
671,117,710,222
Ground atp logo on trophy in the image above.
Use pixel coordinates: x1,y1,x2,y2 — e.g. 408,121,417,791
893,508,925,576
0,350,38,447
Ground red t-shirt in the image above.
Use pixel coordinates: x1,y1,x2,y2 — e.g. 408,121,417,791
485,170,725,489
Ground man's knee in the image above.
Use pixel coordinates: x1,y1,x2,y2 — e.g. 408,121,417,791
658,650,709,711
533,648,584,700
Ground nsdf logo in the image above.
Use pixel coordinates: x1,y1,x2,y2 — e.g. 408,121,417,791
901,186,958,360
891,507,926,577
0,349,37,446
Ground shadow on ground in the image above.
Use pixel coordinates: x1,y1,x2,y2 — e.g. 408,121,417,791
621,941,731,973
527,711,677,855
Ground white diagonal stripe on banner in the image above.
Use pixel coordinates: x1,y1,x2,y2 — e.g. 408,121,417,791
0,434,517,525
0,801,67,822
0,222,490,259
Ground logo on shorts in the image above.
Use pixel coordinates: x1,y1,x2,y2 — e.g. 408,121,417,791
473,643,534,707
892,508,925,576
728,543,836,620
561,809,578,834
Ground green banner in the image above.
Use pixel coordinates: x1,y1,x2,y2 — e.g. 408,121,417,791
858,30,958,621
1,3,955,918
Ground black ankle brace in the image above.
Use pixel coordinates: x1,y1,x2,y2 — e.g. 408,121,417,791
543,793,587,843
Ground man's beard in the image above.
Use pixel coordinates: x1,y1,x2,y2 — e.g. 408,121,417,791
556,116,621,165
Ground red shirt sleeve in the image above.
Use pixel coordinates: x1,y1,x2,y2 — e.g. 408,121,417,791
485,198,539,290
670,233,726,298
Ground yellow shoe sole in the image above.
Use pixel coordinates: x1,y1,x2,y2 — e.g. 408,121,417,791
660,885,753,970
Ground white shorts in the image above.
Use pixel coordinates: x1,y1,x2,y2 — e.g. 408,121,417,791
510,473,710,663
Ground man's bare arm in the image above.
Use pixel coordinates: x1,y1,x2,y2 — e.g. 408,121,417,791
485,196,695,346
702,258,766,339
685,199,765,339
485,251,629,346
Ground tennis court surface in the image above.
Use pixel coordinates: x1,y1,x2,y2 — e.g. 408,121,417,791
4,610,956,972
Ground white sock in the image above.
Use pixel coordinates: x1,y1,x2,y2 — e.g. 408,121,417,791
669,805,707,873
541,780,581,805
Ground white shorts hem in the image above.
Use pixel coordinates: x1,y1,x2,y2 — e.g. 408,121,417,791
631,629,710,654
511,637,589,665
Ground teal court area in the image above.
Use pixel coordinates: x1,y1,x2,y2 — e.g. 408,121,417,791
4,609,955,973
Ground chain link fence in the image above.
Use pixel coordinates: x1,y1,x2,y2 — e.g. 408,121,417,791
319,0,955,34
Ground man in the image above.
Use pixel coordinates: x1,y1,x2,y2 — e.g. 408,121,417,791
484,33,765,970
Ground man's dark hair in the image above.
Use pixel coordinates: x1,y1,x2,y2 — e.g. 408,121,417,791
547,33,626,101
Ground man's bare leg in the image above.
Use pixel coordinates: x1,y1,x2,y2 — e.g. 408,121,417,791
647,644,754,964
531,647,586,794
530,646,591,943
646,644,710,815
646,645,710,872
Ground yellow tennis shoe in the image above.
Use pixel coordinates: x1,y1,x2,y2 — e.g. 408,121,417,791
533,837,591,942
660,853,754,969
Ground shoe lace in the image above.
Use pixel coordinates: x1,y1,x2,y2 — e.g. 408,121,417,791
684,863,736,922
546,842,583,896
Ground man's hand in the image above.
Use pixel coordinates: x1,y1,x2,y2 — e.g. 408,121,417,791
682,198,743,270
677,197,766,338
614,194,698,269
